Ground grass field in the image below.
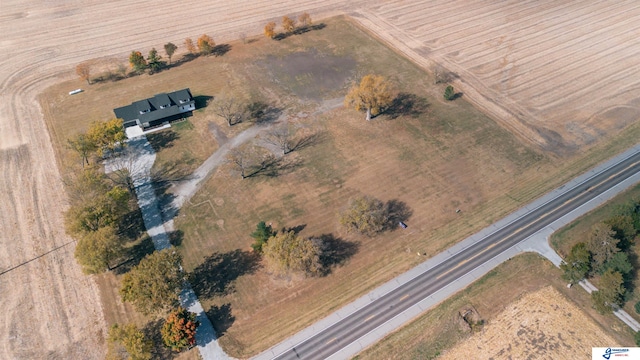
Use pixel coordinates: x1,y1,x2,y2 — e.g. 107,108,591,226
38,16,640,358
354,254,633,359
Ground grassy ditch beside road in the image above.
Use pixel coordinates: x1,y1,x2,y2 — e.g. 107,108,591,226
354,253,634,359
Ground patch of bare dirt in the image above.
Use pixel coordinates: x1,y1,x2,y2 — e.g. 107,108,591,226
440,286,618,360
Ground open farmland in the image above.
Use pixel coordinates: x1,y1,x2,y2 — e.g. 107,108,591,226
0,1,363,359
439,286,618,360
4,0,640,359
353,0,640,154
356,254,632,359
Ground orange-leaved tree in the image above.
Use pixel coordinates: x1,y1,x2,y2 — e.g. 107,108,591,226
282,16,296,33
264,22,276,39
128,51,147,73
197,34,215,55
161,307,200,351
185,38,197,54
76,62,91,84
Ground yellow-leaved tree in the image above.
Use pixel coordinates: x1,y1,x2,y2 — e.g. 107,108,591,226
339,195,387,236
86,118,126,157
264,22,276,39
197,34,215,55
263,230,323,276
345,74,394,121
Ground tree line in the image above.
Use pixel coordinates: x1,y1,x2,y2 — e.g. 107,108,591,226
263,12,312,40
65,121,199,358
560,203,640,316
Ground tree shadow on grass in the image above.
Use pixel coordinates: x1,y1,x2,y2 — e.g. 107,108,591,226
316,234,359,275
172,53,200,68
246,102,281,124
206,303,235,337
147,130,179,151
624,251,638,302
118,208,146,241
385,93,430,119
112,236,155,274
290,131,326,152
384,200,413,231
246,155,303,179
142,319,183,360
189,249,262,300
212,44,232,57
282,223,306,234
275,23,327,40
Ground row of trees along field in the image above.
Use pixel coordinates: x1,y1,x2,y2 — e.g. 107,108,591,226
560,203,640,318
264,12,312,39
76,33,217,83
65,122,200,358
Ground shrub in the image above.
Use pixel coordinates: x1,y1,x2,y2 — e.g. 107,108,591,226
444,85,455,101
161,307,200,351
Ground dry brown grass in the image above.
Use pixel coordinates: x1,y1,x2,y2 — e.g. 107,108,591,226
355,254,633,360
439,286,618,360
168,18,640,358
37,15,640,360
355,1,640,155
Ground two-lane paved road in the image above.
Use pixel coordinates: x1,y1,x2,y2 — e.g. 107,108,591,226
272,151,640,359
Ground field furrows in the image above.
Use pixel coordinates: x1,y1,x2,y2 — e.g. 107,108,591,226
366,0,640,151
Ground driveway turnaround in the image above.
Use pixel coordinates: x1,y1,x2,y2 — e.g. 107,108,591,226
256,144,640,360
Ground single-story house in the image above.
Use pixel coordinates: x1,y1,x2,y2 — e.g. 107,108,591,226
113,88,195,130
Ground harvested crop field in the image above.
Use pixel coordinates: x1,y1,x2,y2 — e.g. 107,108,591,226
5,0,640,358
353,0,640,154
440,286,618,359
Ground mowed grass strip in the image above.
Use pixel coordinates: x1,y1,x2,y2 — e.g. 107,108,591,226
355,253,633,360
38,15,640,358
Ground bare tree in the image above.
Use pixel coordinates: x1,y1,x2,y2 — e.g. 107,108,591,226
265,125,294,155
239,32,247,44
433,64,452,84
228,148,252,179
76,62,92,84
104,147,145,195
298,12,312,28
212,96,244,126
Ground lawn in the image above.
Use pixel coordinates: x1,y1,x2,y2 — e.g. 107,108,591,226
38,15,640,358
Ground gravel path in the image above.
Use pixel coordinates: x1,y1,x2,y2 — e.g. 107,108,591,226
170,124,271,210
108,135,233,359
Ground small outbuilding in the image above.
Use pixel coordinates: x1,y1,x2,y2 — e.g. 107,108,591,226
113,88,195,133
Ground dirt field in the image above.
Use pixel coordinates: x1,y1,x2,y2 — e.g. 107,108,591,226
440,286,618,359
4,1,640,359
355,254,633,359
353,1,640,155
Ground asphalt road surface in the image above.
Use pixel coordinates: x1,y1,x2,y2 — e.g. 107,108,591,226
273,151,640,360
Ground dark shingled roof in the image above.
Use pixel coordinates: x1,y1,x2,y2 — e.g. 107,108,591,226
114,88,194,127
